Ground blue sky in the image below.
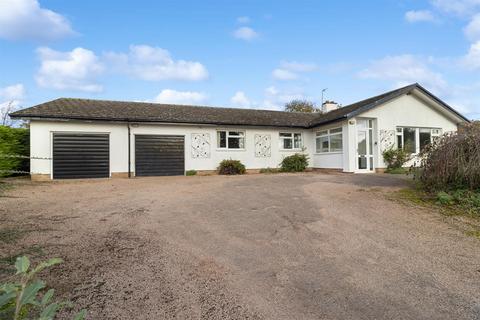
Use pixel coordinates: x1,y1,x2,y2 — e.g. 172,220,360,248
0,0,479,119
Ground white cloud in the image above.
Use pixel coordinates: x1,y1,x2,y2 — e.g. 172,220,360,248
35,47,104,92
153,89,207,105
105,45,208,81
0,0,75,41
465,14,480,41
430,0,480,15
461,41,480,68
237,16,250,24
0,84,26,101
272,60,317,81
358,54,447,93
233,27,259,41
263,86,307,110
230,91,251,107
405,10,436,23
280,61,317,72
272,69,298,80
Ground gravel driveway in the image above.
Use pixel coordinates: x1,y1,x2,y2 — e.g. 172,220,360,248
1,173,479,320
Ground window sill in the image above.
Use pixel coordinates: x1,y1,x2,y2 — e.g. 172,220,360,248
314,151,343,155
279,149,303,152
216,148,246,152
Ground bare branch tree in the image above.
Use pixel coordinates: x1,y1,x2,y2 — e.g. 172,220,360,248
1,101,19,127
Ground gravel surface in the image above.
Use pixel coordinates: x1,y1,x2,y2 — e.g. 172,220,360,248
1,173,479,320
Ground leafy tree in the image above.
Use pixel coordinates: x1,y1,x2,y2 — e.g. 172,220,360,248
284,100,320,113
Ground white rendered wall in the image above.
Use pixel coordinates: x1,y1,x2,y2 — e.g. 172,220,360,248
357,93,460,169
310,121,348,170
29,120,315,176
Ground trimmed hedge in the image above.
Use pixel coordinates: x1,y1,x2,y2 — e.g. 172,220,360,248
218,159,246,175
0,126,29,177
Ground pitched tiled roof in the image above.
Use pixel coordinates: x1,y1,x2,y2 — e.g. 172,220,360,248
10,83,468,127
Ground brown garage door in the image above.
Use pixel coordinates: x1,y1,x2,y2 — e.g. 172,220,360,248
134,135,185,176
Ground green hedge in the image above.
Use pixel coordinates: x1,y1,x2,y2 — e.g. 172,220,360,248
0,126,29,177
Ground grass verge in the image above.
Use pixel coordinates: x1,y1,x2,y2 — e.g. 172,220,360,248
391,187,480,239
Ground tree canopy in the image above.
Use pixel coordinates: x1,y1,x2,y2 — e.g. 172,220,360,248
284,99,320,113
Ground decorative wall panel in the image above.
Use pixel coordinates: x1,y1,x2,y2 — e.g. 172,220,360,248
254,134,271,157
380,129,395,152
191,133,210,158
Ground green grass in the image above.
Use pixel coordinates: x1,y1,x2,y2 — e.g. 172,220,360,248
465,230,480,239
392,187,480,239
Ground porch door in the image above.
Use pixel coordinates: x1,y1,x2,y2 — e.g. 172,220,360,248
356,119,374,172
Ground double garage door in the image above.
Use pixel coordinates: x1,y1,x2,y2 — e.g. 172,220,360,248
52,133,184,179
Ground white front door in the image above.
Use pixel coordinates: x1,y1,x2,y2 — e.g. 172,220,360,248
356,119,374,173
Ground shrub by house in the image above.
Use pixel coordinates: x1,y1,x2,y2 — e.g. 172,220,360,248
218,160,246,175
280,153,309,172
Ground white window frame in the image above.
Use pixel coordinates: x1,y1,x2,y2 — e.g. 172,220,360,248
396,127,442,154
279,132,303,150
216,130,245,150
315,127,343,153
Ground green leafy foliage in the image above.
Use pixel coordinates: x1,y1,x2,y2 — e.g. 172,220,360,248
284,100,320,113
185,170,197,176
280,153,309,172
259,167,280,174
0,256,86,320
436,191,454,205
218,159,246,175
382,148,410,170
0,126,29,177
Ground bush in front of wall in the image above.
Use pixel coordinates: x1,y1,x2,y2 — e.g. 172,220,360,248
218,159,246,175
280,153,309,172
382,148,410,170
186,170,197,176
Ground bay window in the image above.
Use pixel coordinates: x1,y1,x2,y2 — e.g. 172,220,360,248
396,127,441,154
279,132,302,150
217,130,245,149
316,127,343,153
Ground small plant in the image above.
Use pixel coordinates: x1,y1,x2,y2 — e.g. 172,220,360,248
186,170,197,176
280,153,309,172
382,148,410,170
436,191,454,205
259,167,280,174
218,160,246,175
0,256,86,320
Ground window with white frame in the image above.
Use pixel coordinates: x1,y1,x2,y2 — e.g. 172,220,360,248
279,132,302,150
217,130,245,149
396,127,441,154
315,127,343,153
